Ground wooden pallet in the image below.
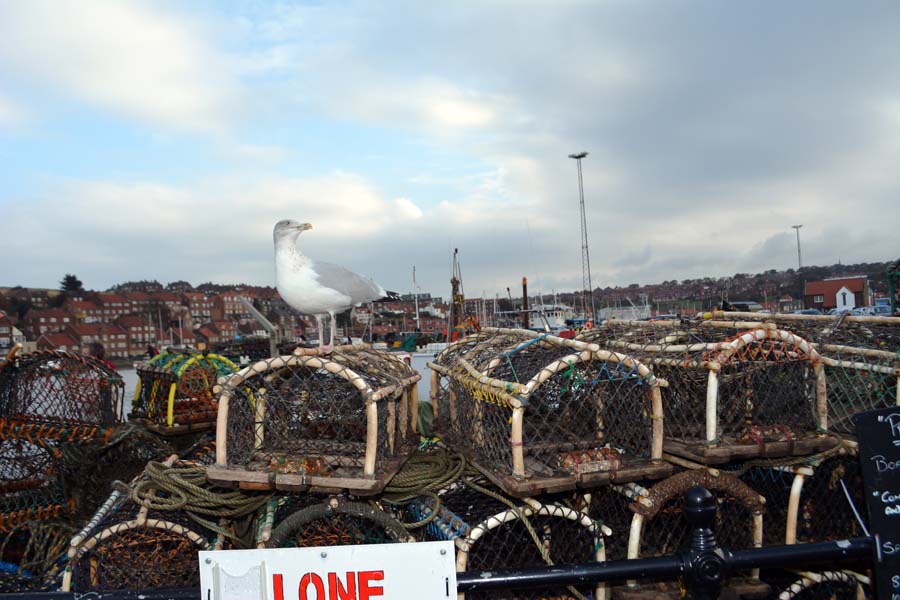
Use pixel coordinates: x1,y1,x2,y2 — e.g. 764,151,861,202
206,451,414,497
664,435,839,465
468,455,674,498
127,416,215,436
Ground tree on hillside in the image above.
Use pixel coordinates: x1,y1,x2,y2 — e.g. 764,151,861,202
59,274,84,293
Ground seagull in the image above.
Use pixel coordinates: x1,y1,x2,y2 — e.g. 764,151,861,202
274,219,394,351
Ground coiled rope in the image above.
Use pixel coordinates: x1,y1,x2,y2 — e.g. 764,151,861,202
131,461,271,546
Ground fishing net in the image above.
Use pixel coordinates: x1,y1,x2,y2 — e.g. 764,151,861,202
430,328,670,496
208,345,421,496
578,482,647,561
0,520,74,593
0,439,71,532
0,350,124,432
130,351,238,435
796,448,867,544
412,476,605,600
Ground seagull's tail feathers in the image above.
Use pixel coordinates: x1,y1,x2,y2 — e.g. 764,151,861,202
374,290,402,303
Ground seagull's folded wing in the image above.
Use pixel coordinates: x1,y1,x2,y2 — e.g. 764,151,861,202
312,260,387,305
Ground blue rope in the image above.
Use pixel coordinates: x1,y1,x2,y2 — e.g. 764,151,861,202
501,334,550,358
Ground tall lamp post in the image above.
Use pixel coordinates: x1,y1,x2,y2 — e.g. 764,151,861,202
791,224,803,271
569,151,596,321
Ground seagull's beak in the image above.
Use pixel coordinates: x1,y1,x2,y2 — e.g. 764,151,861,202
304,223,313,231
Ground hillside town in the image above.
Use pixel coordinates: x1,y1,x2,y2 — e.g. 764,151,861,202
2,259,897,358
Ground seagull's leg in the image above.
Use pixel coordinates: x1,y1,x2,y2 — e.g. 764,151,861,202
315,315,324,348
319,312,335,353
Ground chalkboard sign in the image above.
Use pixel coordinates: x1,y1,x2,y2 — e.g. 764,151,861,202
856,406,900,600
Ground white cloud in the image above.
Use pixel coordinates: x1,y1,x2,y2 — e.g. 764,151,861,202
0,1,239,134
0,93,26,127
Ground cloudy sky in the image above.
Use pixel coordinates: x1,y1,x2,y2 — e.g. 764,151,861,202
1,1,898,298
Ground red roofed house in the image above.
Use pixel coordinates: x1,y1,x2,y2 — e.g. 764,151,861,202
95,293,132,322
114,315,162,356
37,332,80,353
804,276,871,312
23,308,75,338
65,324,129,358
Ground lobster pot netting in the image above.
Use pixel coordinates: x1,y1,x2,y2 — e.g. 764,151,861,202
584,322,832,463
579,482,649,561
130,352,237,434
797,448,867,544
0,520,75,594
265,498,413,549
0,439,70,532
0,350,123,431
817,344,899,438
738,466,805,546
433,329,669,496
209,345,421,496
411,479,605,600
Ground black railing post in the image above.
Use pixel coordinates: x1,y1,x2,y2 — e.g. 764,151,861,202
681,485,728,600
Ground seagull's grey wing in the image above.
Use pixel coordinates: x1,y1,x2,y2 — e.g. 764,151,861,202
311,260,386,305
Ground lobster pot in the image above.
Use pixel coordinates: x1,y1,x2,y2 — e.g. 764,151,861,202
591,323,835,463
0,350,123,432
796,447,867,543
208,346,421,496
764,570,870,600
0,439,70,532
413,480,608,600
620,469,767,600
816,344,899,438
431,328,671,496
262,496,413,549
130,352,237,435
62,453,231,593
64,498,211,593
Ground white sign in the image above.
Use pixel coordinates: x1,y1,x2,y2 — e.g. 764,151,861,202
199,541,457,600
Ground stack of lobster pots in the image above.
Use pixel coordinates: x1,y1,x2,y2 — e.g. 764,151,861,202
426,313,899,599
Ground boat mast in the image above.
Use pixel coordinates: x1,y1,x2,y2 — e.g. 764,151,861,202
412,266,420,330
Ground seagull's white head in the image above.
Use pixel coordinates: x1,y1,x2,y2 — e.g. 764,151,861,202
273,220,312,244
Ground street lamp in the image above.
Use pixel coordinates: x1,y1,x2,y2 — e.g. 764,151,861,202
791,225,803,271
569,151,596,321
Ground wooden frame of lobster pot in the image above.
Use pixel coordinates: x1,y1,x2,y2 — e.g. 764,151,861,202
207,345,421,496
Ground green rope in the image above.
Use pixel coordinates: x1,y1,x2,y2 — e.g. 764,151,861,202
131,461,271,547
0,521,75,584
379,448,468,529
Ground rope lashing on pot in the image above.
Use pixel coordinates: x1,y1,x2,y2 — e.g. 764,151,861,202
500,334,549,383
